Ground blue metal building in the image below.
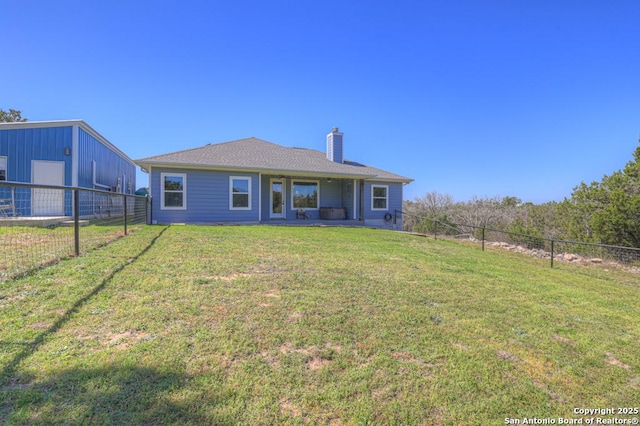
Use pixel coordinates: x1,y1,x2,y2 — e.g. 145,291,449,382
0,120,136,217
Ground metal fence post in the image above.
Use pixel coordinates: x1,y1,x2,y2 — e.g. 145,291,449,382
551,240,554,268
482,227,485,251
124,195,128,235
74,189,80,256
434,220,437,240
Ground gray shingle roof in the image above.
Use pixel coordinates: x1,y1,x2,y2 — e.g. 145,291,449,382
136,137,413,183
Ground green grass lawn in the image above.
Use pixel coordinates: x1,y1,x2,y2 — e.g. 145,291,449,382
1,225,638,425
0,222,143,282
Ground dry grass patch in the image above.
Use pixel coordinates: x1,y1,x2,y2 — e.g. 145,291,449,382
551,333,575,345
279,399,302,418
496,350,520,362
605,352,631,370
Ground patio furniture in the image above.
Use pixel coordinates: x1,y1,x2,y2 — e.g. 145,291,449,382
0,199,14,217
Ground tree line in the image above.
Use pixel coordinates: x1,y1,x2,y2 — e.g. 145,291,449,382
0,108,27,123
404,141,640,248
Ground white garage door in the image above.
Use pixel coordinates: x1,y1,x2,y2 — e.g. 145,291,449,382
32,160,65,216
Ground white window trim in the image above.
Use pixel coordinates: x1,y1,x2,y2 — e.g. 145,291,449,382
161,172,187,210
229,176,252,210
371,184,389,211
0,156,7,181
291,179,320,210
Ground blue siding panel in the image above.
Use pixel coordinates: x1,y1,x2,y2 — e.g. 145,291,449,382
341,179,356,220
1,124,136,217
363,181,403,228
259,176,357,221
363,182,403,218
285,178,339,220
0,126,72,184
151,168,260,223
260,174,274,221
149,168,403,226
77,128,136,193
0,127,73,216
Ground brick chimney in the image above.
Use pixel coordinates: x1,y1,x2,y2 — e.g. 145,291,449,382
326,127,344,163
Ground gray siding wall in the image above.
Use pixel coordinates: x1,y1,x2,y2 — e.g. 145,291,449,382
151,168,259,224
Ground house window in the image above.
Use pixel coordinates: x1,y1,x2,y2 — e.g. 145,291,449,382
371,185,388,210
292,180,319,209
230,176,251,210
0,157,6,181
161,173,186,210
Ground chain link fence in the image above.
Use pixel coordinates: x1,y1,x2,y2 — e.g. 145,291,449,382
0,182,149,282
396,210,640,270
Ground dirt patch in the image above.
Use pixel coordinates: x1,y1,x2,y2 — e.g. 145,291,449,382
307,356,329,370
431,407,446,426
452,342,469,351
205,273,254,282
106,330,151,349
392,351,425,365
605,352,630,370
496,350,520,362
279,342,341,371
256,290,282,308
279,342,311,355
324,342,342,353
551,334,575,345
279,399,301,418
371,384,392,401
202,304,227,316
260,350,280,368
285,312,303,322
532,378,563,402
263,289,281,300
28,321,53,330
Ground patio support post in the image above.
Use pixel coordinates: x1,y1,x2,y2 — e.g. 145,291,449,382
359,180,365,220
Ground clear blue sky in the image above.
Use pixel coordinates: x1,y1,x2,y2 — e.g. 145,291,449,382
3,1,639,203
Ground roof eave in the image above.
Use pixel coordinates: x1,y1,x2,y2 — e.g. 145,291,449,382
364,177,414,184
134,161,376,179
